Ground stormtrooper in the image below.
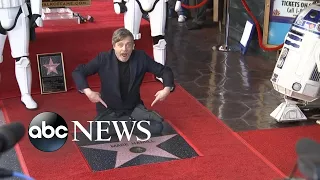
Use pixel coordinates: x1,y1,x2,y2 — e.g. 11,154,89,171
270,3,320,122
113,0,182,82
0,0,43,110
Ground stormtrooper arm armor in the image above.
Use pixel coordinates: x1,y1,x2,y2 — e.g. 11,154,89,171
30,0,42,15
113,0,127,14
29,0,43,27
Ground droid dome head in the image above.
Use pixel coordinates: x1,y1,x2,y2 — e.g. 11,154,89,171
293,3,320,28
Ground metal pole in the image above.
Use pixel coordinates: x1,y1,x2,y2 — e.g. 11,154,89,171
213,0,235,52
224,0,229,47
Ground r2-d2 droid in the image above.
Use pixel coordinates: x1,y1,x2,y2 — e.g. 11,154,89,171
270,3,320,122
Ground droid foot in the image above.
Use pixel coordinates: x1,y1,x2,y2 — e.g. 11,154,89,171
270,98,307,122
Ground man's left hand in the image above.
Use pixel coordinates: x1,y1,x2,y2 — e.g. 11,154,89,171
151,87,171,107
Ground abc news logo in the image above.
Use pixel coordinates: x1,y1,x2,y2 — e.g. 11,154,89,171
28,112,151,152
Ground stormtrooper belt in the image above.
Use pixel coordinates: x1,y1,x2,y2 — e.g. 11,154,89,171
135,0,160,13
0,7,22,35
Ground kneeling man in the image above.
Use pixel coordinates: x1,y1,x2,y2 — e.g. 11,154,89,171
72,28,175,137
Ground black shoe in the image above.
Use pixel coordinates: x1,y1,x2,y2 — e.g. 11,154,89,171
188,22,202,30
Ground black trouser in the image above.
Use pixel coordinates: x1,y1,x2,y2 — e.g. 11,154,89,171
192,0,208,25
92,104,164,139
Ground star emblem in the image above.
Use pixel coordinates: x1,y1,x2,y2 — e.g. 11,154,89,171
81,134,180,168
43,58,60,75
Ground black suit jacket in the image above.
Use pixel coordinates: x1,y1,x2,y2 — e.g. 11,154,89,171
72,49,175,113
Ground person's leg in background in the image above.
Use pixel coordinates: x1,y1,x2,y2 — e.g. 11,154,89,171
167,0,177,18
177,0,189,22
188,0,208,30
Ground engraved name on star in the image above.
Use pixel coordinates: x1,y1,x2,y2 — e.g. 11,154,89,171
43,58,60,75
81,134,180,168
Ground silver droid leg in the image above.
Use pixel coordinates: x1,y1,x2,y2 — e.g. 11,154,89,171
148,0,167,83
270,96,307,122
7,11,37,110
124,0,143,40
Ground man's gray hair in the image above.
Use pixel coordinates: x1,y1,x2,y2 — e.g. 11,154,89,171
112,28,134,45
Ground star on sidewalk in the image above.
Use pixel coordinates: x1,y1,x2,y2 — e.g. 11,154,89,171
43,58,60,75
81,134,180,168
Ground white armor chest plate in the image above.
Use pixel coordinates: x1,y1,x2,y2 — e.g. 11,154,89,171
0,0,25,8
139,0,158,11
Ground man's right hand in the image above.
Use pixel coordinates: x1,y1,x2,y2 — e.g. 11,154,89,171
83,88,108,108
83,88,101,103
83,89,108,108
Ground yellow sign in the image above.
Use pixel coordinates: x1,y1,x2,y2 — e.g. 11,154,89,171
42,0,91,7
